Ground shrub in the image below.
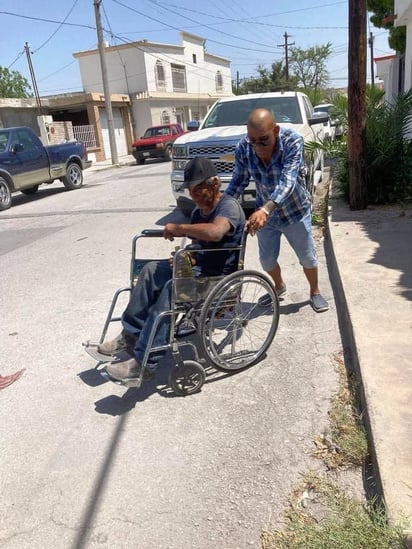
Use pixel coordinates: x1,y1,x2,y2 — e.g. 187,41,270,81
306,87,412,205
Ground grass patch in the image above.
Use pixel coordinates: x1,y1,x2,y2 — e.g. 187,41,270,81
261,473,407,549
312,352,368,469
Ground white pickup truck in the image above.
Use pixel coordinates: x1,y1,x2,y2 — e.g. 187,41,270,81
171,91,328,216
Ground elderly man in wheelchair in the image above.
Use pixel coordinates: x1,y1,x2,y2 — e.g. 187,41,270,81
84,157,280,396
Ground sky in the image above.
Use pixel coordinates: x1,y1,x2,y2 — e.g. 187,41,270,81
1,0,395,97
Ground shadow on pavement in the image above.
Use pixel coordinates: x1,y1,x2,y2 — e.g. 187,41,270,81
330,184,412,302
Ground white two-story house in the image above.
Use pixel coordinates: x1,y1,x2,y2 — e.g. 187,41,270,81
73,32,233,145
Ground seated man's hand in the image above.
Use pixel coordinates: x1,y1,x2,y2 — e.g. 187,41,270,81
164,223,181,241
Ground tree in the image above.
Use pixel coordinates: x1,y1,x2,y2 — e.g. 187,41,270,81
0,67,32,98
367,0,406,53
289,43,332,92
233,42,332,100
234,61,298,95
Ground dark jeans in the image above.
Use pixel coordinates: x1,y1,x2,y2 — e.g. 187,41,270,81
121,260,172,369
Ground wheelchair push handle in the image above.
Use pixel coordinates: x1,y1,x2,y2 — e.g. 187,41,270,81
141,229,164,237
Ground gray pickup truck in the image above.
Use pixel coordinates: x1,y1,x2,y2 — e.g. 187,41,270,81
0,126,92,211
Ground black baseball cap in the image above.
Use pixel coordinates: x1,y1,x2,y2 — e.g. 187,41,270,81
182,157,217,189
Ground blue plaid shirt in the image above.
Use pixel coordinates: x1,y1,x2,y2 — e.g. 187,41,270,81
226,126,311,226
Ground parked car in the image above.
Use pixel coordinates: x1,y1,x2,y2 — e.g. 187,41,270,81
171,91,328,216
0,126,92,211
132,123,185,165
313,103,344,140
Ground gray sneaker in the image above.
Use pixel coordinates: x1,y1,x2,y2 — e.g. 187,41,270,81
105,357,156,382
258,285,287,306
310,293,329,313
97,333,133,356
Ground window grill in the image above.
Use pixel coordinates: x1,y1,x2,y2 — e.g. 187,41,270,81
155,60,166,90
73,125,97,149
215,71,223,92
171,65,187,92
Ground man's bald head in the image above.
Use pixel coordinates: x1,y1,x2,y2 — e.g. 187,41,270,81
246,108,279,162
247,108,276,130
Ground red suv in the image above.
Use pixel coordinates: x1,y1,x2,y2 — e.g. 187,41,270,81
132,123,185,165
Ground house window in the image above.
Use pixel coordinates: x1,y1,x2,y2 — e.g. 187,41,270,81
155,60,166,90
171,64,187,92
215,71,223,92
192,54,197,64
161,110,171,124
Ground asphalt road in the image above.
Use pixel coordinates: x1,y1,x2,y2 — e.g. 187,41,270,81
0,161,353,548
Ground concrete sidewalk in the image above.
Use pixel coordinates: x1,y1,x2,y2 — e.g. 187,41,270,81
87,154,136,173
326,173,412,541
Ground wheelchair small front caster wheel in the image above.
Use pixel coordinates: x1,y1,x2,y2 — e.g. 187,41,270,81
169,360,205,396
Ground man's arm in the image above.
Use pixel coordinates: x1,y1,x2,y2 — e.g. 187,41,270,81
164,216,232,243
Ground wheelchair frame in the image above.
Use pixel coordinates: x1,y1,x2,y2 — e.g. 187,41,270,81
84,228,280,396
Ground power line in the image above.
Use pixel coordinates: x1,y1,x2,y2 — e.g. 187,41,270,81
0,11,95,30
7,50,25,70
33,0,79,53
111,0,278,54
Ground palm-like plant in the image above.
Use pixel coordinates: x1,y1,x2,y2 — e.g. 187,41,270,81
306,86,412,205
366,87,412,203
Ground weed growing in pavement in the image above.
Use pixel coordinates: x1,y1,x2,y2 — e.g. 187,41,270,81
312,351,368,470
261,472,407,549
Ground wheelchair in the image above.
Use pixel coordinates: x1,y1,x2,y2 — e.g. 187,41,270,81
83,228,280,396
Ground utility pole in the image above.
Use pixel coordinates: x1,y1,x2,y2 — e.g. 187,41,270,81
24,42,42,115
348,0,367,209
278,32,294,82
93,0,118,165
368,32,375,86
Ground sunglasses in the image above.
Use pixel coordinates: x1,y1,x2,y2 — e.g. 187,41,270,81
247,135,272,148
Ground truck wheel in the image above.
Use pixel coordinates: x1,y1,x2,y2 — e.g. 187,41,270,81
0,177,12,211
62,162,83,190
136,157,145,165
21,185,39,195
164,145,172,161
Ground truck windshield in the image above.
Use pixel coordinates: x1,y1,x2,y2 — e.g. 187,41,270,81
314,105,332,114
202,96,303,128
143,127,171,137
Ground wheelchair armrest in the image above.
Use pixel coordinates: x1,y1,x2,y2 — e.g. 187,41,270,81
185,243,202,251
141,229,164,237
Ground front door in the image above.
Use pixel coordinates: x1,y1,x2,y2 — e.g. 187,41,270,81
100,108,128,160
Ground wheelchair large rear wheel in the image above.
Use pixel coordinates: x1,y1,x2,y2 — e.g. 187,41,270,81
198,270,279,372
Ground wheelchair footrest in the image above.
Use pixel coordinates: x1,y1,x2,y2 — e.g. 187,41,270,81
83,340,116,363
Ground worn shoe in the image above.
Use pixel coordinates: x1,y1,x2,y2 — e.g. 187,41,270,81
105,357,156,382
310,293,329,313
97,332,135,356
258,285,287,306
